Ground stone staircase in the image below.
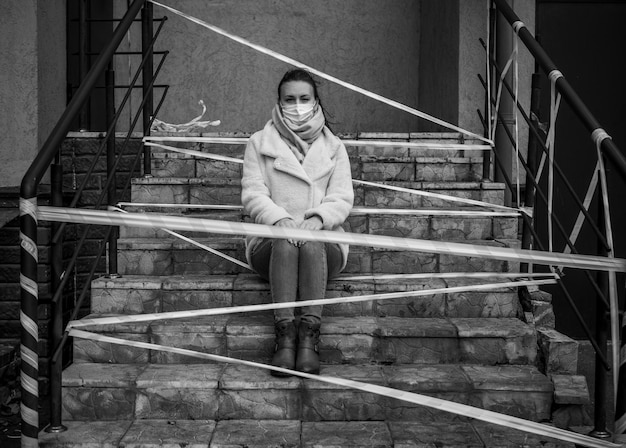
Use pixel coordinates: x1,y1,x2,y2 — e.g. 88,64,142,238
40,133,588,447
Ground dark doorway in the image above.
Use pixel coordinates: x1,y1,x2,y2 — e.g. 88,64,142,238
66,0,114,131
535,1,626,338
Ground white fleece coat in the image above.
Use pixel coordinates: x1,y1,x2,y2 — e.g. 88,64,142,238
241,120,354,269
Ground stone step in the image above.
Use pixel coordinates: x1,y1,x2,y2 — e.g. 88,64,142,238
152,150,484,182
72,315,537,366
130,178,506,209
91,274,523,319
118,208,519,241
39,418,581,448
116,236,520,276
59,362,552,423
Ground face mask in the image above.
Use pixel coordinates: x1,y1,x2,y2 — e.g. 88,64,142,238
281,102,317,124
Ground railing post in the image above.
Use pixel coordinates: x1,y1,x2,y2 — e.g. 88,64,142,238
45,161,67,434
520,72,541,271
19,193,40,448
589,167,612,441
142,1,154,176
106,64,119,277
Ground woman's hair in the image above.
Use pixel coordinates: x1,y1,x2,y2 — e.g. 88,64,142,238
277,68,335,130
277,68,320,102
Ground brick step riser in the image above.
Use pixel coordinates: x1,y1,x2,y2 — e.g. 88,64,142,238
119,214,519,240
130,183,505,209
61,384,549,423
151,156,484,183
72,322,536,366
91,287,522,319
117,245,520,276
149,141,484,160
60,364,551,423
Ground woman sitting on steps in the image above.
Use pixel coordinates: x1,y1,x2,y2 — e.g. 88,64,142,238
241,68,354,376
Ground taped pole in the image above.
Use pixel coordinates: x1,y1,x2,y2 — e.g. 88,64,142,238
20,197,40,448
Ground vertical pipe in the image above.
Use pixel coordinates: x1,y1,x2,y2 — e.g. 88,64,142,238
141,2,154,176
483,2,496,180
589,173,612,440
106,65,119,276
494,0,515,206
520,72,541,272
19,195,40,448
45,162,67,434
78,0,89,129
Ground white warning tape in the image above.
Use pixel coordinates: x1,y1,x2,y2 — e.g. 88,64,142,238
68,328,621,448
144,141,244,164
337,271,559,282
110,206,252,271
67,277,557,329
117,202,243,211
353,180,524,213
148,0,493,146
38,206,626,273
143,135,492,151
115,202,520,218
150,99,221,132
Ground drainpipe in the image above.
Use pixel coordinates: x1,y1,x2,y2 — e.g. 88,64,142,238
494,0,515,206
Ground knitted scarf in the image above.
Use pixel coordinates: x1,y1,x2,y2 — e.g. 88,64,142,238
271,103,325,163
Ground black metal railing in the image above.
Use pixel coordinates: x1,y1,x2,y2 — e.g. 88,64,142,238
19,0,168,443
487,0,625,440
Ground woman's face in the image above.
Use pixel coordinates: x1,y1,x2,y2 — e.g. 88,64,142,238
279,80,316,106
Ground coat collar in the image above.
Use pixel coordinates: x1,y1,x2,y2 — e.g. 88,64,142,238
258,121,340,184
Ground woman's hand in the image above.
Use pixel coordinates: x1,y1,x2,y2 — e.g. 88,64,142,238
275,218,300,246
300,216,323,231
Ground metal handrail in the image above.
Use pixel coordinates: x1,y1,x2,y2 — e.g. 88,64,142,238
19,0,152,443
490,0,625,439
492,0,626,180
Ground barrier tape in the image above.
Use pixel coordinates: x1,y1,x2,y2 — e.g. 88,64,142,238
150,99,221,132
67,328,621,448
19,196,39,448
67,277,557,329
337,271,559,281
38,206,626,273
564,161,599,255
148,0,493,146
144,141,245,164
116,202,520,218
352,180,521,213
143,135,492,151
111,206,252,271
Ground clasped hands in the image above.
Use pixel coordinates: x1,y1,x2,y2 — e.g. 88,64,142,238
275,216,323,247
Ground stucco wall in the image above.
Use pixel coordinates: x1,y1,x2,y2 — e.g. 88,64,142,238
0,1,65,188
116,0,422,134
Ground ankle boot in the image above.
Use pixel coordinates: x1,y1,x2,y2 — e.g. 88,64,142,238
296,322,321,374
271,321,297,377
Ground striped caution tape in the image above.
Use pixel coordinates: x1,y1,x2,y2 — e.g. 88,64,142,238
143,135,492,151
67,328,622,448
67,277,557,329
38,206,626,273
148,0,493,146
115,202,520,218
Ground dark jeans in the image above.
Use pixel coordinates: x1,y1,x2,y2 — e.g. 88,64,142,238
249,238,343,324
